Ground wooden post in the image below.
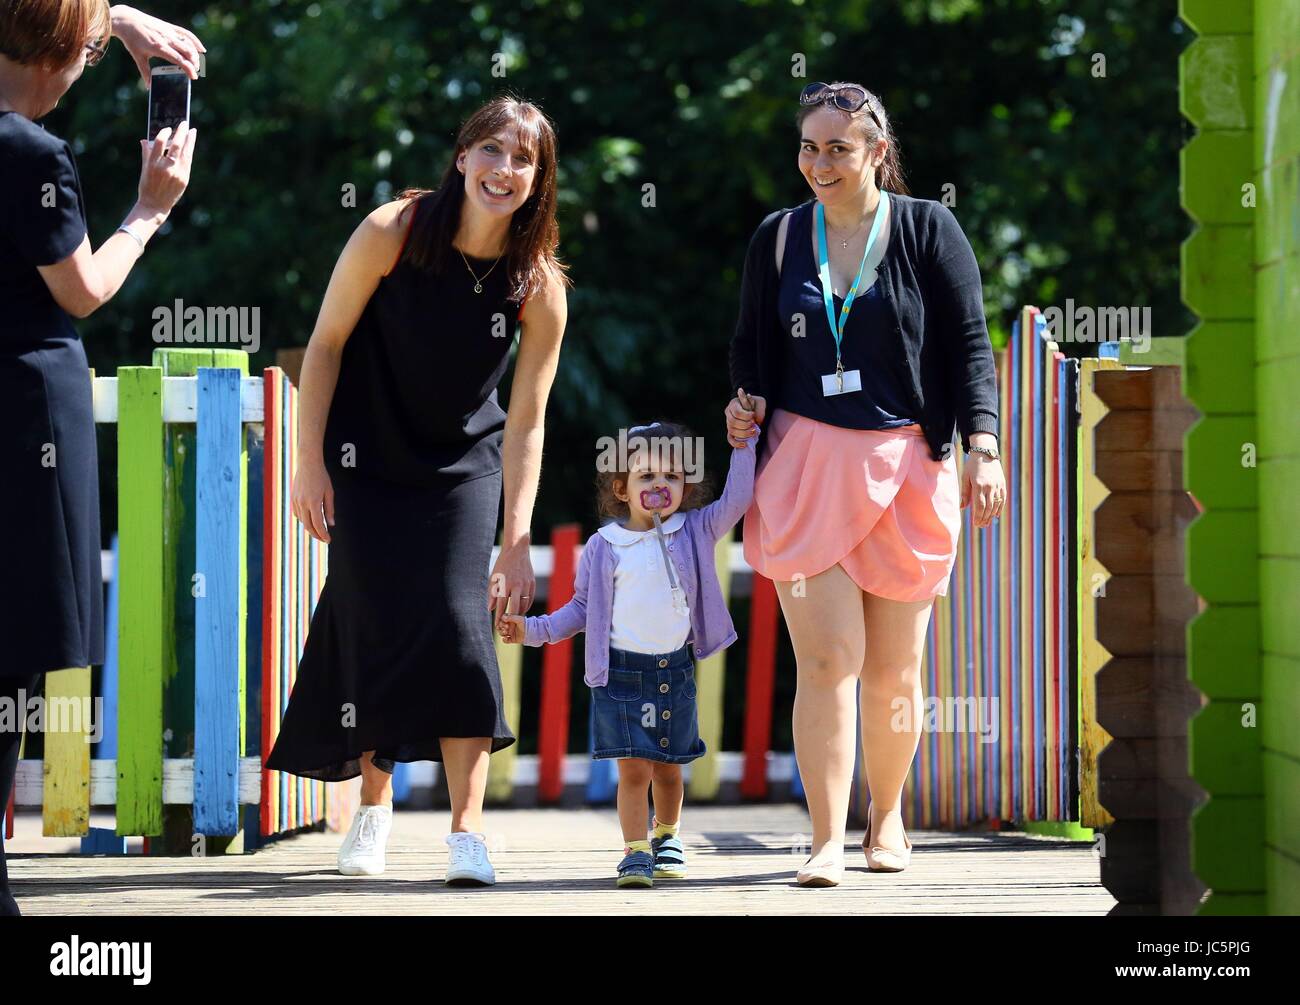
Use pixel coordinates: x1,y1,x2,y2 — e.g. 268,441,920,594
116,366,165,837
537,524,579,803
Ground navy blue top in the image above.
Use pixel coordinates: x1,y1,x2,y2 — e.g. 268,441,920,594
774,200,915,430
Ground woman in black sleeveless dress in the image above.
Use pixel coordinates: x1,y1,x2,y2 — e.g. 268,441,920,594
266,96,569,885
0,2,203,916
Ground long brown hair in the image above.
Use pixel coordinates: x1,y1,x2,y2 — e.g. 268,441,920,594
396,94,570,303
796,81,910,195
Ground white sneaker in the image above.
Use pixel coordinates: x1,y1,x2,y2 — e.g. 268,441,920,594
444,831,495,886
337,803,393,876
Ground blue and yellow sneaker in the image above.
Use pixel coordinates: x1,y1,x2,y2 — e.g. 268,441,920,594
651,834,687,878
616,849,655,888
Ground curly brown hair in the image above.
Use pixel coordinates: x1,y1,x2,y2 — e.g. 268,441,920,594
594,419,716,523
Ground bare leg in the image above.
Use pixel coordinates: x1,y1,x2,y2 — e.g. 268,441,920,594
859,592,935,850
616,759,654,844
650,762,683,827
775,563,866,868
358,750,393,806
440,737,492,833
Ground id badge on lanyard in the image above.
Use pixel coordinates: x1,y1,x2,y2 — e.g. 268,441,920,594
816,191,888,397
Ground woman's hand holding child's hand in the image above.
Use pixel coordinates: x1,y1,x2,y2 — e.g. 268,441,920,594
726,386,765,448
497,613,525,644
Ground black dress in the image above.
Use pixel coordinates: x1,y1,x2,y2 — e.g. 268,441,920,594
0,111,104,677
265,199,519,781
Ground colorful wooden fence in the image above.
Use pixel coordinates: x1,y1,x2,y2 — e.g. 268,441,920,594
7,310,1127,840
4,352,346,850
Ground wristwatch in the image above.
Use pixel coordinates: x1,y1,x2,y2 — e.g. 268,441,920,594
968,444,1000,460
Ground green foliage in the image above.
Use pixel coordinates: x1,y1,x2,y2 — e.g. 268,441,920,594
52,0,1191,536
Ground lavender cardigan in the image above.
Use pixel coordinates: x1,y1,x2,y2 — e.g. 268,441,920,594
521,440,757,686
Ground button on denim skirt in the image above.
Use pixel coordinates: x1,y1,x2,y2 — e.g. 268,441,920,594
591,644,706,763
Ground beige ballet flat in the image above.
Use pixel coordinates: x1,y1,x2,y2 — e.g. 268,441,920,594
796,854,844,887
863,802,912,873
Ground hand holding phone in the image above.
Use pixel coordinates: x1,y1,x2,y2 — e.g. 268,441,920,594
137,121,196,217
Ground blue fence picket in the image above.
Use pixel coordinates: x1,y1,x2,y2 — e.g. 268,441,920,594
194,367,244,836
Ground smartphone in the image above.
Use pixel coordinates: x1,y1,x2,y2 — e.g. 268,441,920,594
147,65,191,141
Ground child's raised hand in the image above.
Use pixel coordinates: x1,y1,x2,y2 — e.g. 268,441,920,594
497,613,526,644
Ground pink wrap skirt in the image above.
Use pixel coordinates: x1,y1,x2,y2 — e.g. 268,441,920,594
742,407,962,602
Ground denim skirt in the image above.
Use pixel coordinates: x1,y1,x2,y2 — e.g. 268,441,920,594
591,644,706,764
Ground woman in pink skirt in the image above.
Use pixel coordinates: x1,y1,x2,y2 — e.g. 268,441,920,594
726,81,1005,886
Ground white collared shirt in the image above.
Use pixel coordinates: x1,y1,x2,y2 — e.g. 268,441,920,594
598,512,692,655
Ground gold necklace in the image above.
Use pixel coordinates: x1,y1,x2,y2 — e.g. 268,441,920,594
457,247,504,293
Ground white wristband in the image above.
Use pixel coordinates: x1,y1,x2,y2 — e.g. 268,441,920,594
116,223,146,250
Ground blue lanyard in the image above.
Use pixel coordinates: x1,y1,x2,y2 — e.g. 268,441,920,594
815,190,888,366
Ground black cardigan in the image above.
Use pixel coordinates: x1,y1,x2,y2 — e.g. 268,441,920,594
729,191,999,464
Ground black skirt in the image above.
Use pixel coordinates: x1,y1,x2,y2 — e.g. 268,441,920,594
265,465,516,782
0,335,104,676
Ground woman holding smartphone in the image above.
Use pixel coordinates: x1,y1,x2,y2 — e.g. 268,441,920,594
266,95,569,886
726,81,1005,886
0,0,203,915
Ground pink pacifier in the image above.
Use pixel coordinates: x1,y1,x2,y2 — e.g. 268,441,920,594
640,487,672,510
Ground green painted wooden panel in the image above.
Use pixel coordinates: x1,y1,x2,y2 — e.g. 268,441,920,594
1255,53,1300,170
1266,849,1300,915
1180,35,1254,130
1255,259,1300,363
1183,321,1255,412
1262,752,1300,861
1184,416,1259,508
1192,795,1265,891
1255,0,1300,53
1260,558,1300,658
1258,459,1300,556
1186,510,1259,602
1256,161,1300,258
1181,226,1256,320
1188,606,1261,697
1255,354,1300,459
1181,131,1255,225
116,367,165,837
1261,655,1300,760
1118,335,1184,367
1180,0,1253,35
1191,701,1264,795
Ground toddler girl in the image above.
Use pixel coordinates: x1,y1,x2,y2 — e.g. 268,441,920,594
499,411,757,886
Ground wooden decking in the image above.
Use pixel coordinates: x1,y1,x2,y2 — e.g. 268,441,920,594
8,805,1114,915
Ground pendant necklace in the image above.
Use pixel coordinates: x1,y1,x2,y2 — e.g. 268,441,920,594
458,247,503,293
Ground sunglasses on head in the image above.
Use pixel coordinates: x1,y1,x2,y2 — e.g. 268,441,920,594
799,82,883,128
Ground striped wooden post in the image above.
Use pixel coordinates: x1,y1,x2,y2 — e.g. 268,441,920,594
537,523,579,803
116,366,165,837
740,572,779,799
259,369,282,835
687,527,734,801
193,367,247,836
